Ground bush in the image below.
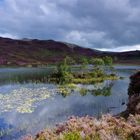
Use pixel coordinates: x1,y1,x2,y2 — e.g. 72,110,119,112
56,59,73,84
80,57,89,69
103,56,112,66
63,132,82,140
23,114,140,140
91,68,105,78
91,58,104,66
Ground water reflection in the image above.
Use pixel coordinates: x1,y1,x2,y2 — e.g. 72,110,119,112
91,83,113,96
0,81,113,114
0,68,55,85
0,84,56,113
0,118,26,140
57,81,113,97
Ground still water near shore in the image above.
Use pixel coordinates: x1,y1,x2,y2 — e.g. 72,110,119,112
0,65,139,140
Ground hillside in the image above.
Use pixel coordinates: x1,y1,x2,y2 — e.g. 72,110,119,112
0,37,140,66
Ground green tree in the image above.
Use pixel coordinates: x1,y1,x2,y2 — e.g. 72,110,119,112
103,56,112,66
56,58,73,84
65,56,76,65
103,56,115,74
91,58,105,78
91,58,104,66
80,57,88,69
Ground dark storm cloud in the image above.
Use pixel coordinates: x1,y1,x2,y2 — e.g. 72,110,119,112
0,0,140,51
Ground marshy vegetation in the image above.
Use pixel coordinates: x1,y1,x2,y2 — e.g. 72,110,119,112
50,56,118,85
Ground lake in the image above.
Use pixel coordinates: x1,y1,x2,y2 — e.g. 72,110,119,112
0,65,139,140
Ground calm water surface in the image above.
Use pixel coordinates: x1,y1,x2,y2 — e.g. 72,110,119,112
0,65,139,140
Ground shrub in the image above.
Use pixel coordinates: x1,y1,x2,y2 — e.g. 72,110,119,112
103,56,113,66
91,68,105,78
80,57,89,69
56,58,73,84
79,88,88,96
91,58,104,66
23,114,140,140
63,131,82,140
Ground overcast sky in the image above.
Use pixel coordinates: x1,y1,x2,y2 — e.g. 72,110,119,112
0,0,140,51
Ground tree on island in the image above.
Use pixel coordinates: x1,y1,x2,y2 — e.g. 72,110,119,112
103,56,115,74
53,56,116,85
103,56,112,66
65,56,76,65
56,57,73,84
90,56,114,78
80,57,89,69
91,58,105,78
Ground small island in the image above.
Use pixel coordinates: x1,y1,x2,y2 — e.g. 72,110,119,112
48,56,118,85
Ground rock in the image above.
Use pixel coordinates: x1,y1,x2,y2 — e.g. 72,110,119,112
121,102,125,105
122,71,140,117
127,94,140,115
128,71,140,96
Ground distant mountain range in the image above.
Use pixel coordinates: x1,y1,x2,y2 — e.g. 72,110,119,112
0,37,140,66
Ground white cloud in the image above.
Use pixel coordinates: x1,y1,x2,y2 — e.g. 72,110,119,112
64,30,116,48
0,33,18,39
0,0,140,51
99,44,140,52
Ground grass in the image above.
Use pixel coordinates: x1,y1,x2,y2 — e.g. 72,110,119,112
63,132,82,140
79,88,88,96
72,75,118,84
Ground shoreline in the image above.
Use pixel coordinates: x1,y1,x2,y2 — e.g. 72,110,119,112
0,62,140,68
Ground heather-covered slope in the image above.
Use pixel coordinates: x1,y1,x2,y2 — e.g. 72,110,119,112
0,37,140,66
23,115,140,140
